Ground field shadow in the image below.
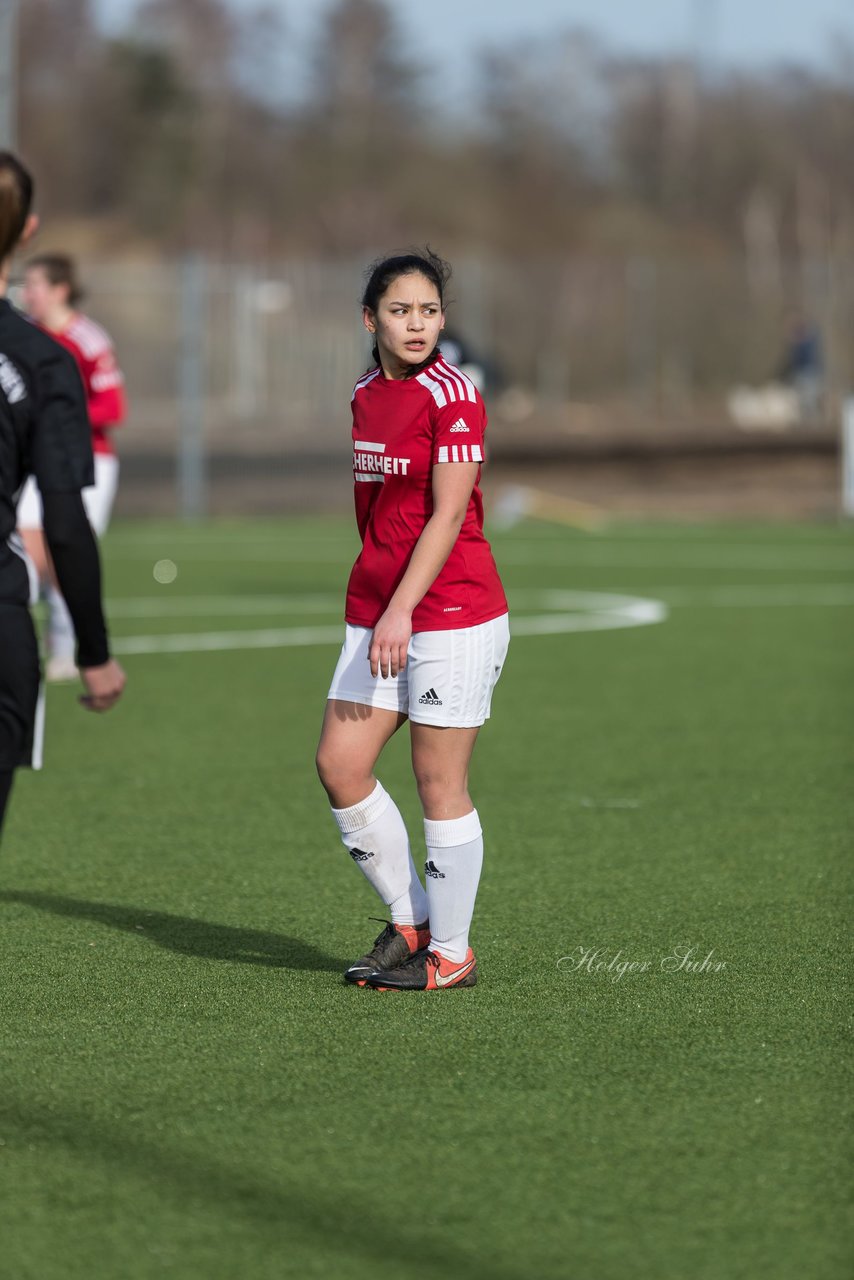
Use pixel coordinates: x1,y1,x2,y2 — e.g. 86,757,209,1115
0,890,346,972
0,1095,529,1280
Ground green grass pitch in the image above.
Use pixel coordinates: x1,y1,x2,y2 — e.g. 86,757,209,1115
0,515,851,1280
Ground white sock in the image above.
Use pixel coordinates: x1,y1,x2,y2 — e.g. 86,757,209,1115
423,809,483,963
331,780,428,927
46,584,76,661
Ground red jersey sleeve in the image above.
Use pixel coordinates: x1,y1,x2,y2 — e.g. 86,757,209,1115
85,347,127,428
431,397,486,466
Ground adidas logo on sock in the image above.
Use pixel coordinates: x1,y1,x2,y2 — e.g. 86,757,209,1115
449,418,469,432
349,847,374,862
418,687,443,705
425,860,446,879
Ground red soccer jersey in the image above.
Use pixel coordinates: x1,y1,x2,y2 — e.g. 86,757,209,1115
42,313,127,456
344,356,508,633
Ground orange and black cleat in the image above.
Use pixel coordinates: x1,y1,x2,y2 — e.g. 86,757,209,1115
366,946,477,991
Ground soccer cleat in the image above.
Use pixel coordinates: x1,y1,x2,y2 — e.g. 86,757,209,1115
343,918,430,986
366,946,477,991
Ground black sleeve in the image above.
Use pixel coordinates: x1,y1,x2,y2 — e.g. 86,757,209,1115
41,491,110,668
30,347,95,493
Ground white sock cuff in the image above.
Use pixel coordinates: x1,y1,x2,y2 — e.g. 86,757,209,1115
331,780,390,834
424,809,482,849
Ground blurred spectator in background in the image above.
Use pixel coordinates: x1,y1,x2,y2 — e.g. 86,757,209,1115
17,255,127,681
779,312,824,425
439,329,503,399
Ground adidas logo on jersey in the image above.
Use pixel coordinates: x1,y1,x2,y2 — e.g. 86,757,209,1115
425,860,446,879
449,418,469,432
418,687,443,705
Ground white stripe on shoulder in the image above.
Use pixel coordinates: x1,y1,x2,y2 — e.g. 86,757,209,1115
433,362,466,402
416,370,447,408
429,364,459,403
437,359,477,403
67,314,112,360
351,368,381,400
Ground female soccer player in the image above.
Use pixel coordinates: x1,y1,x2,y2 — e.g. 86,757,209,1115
316,250,510,991
17,253,126,681
0,151,125,838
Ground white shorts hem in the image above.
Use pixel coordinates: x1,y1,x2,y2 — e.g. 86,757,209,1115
324,694,491,730
407,715,490,728
326,614,509,729
326,689,403,710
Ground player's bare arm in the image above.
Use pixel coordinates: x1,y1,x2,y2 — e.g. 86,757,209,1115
369,461,479,679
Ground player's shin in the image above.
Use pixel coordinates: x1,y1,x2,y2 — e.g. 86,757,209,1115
423,809,483,964
331,779,428,925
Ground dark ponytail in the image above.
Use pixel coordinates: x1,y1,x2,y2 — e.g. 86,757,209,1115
0,152,33,264
361,247,452,378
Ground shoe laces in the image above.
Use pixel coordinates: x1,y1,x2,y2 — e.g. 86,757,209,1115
367,918,398,953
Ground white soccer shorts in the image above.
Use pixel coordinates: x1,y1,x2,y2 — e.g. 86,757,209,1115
17,453,120,537
327,612,510,728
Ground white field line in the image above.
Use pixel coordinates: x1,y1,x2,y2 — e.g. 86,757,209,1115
112,625,346,655
503,585,854,610
654,584,854,607
103,582,854,658
110,592,667,656
514,584,854,608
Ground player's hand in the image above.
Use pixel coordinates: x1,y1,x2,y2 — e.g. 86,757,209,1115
369,607,412,679
79,659,126,712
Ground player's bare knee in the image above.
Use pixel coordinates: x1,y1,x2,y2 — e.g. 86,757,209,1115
415,771,466,812
316,746,365,797
314,744,340,791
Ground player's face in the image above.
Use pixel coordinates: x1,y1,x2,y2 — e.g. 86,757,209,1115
22,268,68,324
364,273,444,378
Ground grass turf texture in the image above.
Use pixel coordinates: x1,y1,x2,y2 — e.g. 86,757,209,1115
0,516,851,1280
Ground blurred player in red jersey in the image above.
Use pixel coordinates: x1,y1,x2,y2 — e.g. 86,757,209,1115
17,254,127,681
316,250,510,991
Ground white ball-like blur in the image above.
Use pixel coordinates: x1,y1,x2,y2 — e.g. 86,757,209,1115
153,558,178,584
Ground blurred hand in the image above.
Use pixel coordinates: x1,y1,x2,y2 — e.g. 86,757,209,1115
369,607,412,679
79,659,126,712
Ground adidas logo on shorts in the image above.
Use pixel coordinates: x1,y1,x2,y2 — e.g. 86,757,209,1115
449,418,469,432
418,687,443,705
425,860,446,879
